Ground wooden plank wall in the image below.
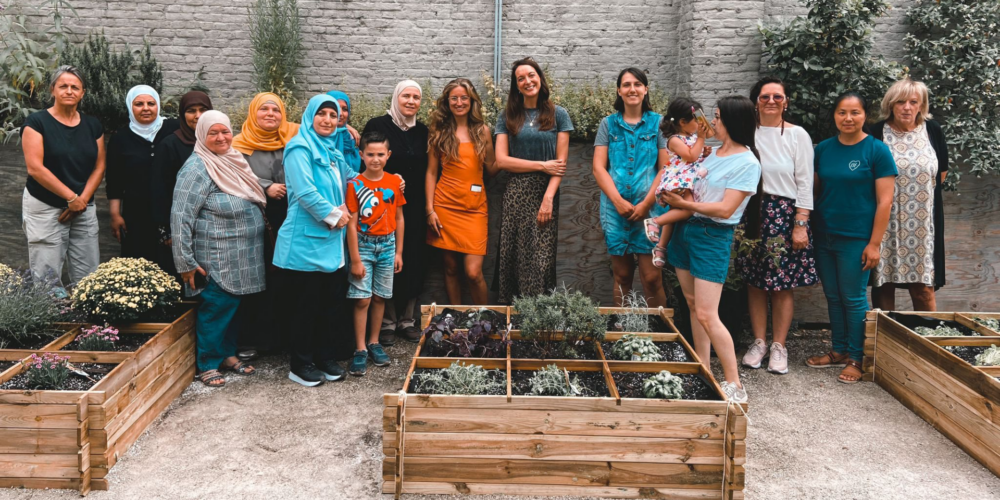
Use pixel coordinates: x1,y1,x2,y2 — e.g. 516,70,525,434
2,143,997,323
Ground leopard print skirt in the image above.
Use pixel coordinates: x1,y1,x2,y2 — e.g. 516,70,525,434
495,172,559,303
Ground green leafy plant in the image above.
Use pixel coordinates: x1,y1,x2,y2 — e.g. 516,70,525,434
906,0,1000,188
611,334,663,362
413,361,504,395
915,322,969,337
513,285,606,359
22,352,70,390
975,317,1000,332
76,324,119,351
759,0,903,140
247,0,304,107
528,364,581,396
549,76,669,142
613,288,650,333
642,370,685,399
71,258,181,322
975,345,1000,367
0,269,62,349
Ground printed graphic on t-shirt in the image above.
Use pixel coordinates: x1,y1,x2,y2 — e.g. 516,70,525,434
346,175,406,236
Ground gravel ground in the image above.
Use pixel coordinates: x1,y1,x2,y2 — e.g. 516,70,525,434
2,329,1000,500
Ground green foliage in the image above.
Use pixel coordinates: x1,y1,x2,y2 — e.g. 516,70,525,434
915,323,969,337
58,34,166,135
528,364,581,396
0,270,62,349
975,345,1000,367
613,289,650,333
759,0,903,140
247,0,305,107
906,0,1000,188
22,352,70,390
975,317,1000,332
642,370,685,399
611,334,663,362
513,285,606,359
550,77,669,142
413,361,504,395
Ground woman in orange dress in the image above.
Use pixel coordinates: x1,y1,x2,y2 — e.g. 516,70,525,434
426,78,498,304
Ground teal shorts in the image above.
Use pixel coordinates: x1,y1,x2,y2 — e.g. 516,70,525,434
667,217,736,284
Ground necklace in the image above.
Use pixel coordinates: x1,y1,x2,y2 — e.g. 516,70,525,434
528,109,536,127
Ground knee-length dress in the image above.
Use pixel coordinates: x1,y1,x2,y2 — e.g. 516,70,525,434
493,106,574,303
427,142,488,255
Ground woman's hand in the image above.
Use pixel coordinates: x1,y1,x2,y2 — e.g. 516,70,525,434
428,212,443,237
394,173,406,193
613,197,635,218
110,214,127,242
791,225,809,250
68,195,87,213
347,125,360,146
266,183,286,200
335,209,350,229
540,159,567,177
181,266,206,290
537,197,554,226
350,260,366,280
861,243,881,271
57,209,79,224
628,199,653,222
658,190,689,210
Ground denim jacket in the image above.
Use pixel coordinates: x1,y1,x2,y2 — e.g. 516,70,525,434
595,111,666,211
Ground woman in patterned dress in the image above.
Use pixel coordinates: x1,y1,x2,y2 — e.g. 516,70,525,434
870,79,949,311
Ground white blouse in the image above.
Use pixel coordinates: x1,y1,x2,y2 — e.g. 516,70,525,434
755,124,815,210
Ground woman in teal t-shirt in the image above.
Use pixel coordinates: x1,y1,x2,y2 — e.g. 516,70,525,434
806,92,897,384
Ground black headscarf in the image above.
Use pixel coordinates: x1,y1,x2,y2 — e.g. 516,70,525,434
174,91,213,146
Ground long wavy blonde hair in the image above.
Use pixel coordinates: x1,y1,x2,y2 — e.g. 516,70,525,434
428,78,489,163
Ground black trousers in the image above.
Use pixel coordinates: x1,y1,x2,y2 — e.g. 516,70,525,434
276,267,351,369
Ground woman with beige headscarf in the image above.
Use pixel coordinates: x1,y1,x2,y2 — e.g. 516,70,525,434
171,110,266,387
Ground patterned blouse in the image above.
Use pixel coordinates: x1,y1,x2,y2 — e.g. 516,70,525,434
171,155,266,296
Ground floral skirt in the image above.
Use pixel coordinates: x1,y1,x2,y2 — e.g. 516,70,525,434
736,194,819,291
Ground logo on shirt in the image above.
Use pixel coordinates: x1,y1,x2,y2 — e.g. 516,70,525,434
848,160,861,171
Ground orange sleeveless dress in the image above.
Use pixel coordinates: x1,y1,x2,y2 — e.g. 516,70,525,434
427,142,488,255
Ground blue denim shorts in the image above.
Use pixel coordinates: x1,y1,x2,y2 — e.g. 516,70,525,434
599,198,667,256
347,233,395,299
667,217,736,284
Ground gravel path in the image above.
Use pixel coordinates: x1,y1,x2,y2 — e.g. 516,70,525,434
2,330,1000,500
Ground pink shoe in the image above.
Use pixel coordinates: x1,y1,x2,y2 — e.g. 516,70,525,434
644,218,660,243
652,246,667,268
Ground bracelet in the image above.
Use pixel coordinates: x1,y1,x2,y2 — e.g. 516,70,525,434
793,220,808,227
67,194,78,204
426,211,436,217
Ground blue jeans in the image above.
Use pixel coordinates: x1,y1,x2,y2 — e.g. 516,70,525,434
814,233,870,362
347,233,395,299
195,279,242,372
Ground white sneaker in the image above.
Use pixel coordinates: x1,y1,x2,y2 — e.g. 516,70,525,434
742,339,768,369
767,342,789,375
720,381,748,403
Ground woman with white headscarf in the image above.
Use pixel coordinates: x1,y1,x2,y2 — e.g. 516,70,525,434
106,84,179,259
171,110,266,387
361,80,428,345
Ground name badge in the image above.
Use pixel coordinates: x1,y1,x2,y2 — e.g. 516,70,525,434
471,184,483,193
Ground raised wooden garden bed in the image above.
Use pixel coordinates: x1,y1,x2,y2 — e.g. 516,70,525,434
383,304,747,499
864,310,1000,477
0,307,195,494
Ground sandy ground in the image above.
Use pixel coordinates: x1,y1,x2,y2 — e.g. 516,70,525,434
3,329,1000,500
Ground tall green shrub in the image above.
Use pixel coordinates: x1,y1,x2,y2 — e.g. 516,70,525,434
906,0,1000,187
759,0,903,140
247,0,304,107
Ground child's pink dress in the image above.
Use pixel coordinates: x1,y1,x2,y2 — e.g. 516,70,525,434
655,133,709,196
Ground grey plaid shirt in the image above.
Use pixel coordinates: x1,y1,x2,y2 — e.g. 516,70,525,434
171,155,266,296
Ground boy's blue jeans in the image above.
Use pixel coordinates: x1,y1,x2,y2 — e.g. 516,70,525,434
347,233,395,299
814,232,871,362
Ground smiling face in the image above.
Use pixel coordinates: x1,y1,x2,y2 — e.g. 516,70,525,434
337,99,349,126
892,92,922,127
448,85,471,118
131,94,158,125
515,65,541,99
756,83,786,120
184,104,208,131
205,123,233,155
834,97,866,135
397,88,421,118
256,101,282,132
313,106,339,137
617,72,647,108
51,73,84,108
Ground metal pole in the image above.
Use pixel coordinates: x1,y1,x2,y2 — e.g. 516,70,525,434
493,0,503,85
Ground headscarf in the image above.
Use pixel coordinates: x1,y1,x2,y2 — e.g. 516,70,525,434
194,110,267,206
126,85,165,142
231,92,300,156
326,89,362,171
174,91,213,146
285,94,347,169
388,79,422,131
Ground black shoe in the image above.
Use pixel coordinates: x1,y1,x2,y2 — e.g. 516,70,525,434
288,364,325,387
316,360,346,382
397,325,421,343
237,349,259,362
378,328,396,347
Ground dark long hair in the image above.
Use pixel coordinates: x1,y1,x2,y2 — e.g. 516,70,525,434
613,67,653,113
830,91,871,135
660,97,702,136
717,95,764,239
504,57,555,135
749,76,792,135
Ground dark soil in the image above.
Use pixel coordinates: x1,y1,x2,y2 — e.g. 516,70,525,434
0,330,67,350
889,313,978,336
407,368,507,396
509,314,524,330
510,369,609,397
63,333,156,352
0,361,15,373
944,345,990,365
0,362,118,391
612,371,719,400
601,340,691,362
510,340,598,360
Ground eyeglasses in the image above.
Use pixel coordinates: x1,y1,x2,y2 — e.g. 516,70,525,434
448,96,470,103
758,94,786,103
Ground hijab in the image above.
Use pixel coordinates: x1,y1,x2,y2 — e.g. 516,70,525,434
326,89,361,171
174,91,213,146
231,92,300,156
194,110,267,206
388,80,422,131
126,85,165,142
285,94,347,170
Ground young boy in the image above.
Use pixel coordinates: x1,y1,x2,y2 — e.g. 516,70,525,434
346,130,405,376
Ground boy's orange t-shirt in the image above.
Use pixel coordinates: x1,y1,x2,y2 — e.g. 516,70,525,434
346,174,406,236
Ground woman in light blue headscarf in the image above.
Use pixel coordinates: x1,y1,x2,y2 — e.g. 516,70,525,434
326,90,362,173
106,84,179,259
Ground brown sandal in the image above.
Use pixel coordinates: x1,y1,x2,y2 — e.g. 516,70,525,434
222,360,255,375
199,369,225,387
838,360,863,384
805,350,848,369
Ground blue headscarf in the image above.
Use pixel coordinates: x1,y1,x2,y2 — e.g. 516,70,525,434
126,85,165,142
285,94,346,169
326,90,362,172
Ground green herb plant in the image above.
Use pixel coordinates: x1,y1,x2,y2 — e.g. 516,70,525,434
642,370,685,399
975,317,1000,332
611,334,663,362
613,288,650,333
413,361,504,395
975,345,1000,367
512,285,606,359
914,322,969,337
528,364,582,396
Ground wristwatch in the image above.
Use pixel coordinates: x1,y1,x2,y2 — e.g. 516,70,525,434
793,220,808,227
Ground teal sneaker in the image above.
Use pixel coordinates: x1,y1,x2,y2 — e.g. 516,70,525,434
368,343,390,367
349,350,368,376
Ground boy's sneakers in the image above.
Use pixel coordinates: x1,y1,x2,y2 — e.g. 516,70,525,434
368,343,390,366
742,339,768,369
721,381,748,403
349,350,368,376
767,343,789,375
289,364,325,387
317,360,346,381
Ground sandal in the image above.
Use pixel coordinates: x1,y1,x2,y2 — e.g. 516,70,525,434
805,350,848,369
222,360,256,375
838,360,863,384
199,369,226,387
652,246,667,268
643,218,660,243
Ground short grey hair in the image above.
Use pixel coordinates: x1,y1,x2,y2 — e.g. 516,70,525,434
49,65,85,91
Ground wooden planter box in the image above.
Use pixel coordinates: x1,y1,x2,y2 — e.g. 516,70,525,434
0,307,196,495
384,305,747,499
864,310,1000,478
